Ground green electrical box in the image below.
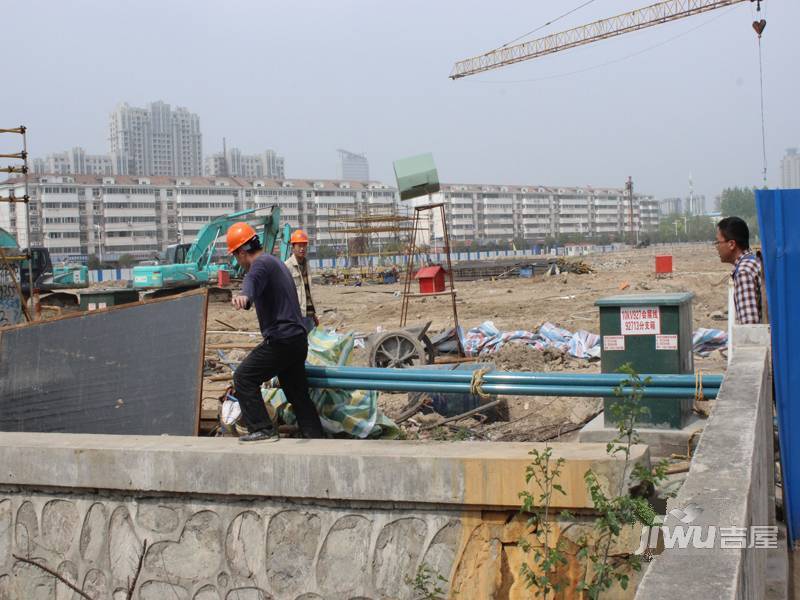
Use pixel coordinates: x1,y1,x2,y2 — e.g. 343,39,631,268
79,289,140,311
393,153,440,201
595,292,695,429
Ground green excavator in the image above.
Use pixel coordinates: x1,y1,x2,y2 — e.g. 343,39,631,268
131,205,291,298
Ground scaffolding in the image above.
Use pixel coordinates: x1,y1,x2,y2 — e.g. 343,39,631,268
330,205,414,278
0,126,34,319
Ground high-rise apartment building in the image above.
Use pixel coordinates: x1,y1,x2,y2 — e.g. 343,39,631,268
263,150,285,179
109,101,202,177
781,148,800,188
338,149,369,181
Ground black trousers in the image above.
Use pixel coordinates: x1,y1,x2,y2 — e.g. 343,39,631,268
233,334,324,438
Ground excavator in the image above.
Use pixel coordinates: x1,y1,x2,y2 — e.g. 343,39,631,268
131,205,291,299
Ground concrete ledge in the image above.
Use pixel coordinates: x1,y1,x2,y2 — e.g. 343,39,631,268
0,433,648,509
579,411,705,458
636,325,775,599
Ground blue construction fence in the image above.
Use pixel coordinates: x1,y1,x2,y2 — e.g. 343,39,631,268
756,188,800,545
87,242,660,282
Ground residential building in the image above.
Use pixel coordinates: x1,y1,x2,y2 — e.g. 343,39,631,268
0,175,658,262
660,197,683,215
203,154,228,177
31,148,113,176
204,148,286,179
781,148,800,188
263,150,285,179
420,183,659,245
338,149,369,182
109,101,203,177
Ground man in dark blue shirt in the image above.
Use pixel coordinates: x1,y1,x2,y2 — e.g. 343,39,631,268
227,222,324,443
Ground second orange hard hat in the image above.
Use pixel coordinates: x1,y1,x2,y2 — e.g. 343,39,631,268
290,229,309,244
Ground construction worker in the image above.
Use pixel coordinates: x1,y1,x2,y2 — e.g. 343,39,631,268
284,229,319,332
715,216,763,324
226,222,324,443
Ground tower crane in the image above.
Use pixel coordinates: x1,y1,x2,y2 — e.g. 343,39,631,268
450,0,765,79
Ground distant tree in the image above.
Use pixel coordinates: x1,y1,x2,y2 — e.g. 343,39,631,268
87,255,101,269
117,254,136,268
719,187,759,237
313,245,338,259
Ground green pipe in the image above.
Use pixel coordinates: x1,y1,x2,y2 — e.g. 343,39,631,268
306,377,719,399
304,365,722,388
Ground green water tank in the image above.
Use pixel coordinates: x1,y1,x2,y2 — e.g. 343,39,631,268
393,153,440,201
595,292,695,429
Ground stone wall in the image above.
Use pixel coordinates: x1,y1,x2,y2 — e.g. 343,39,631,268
0,491,467,600
0,436,648,599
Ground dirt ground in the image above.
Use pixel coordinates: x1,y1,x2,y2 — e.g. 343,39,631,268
203,242,731,441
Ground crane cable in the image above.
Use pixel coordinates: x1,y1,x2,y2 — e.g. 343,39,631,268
752,0,768,187
500,0,599,48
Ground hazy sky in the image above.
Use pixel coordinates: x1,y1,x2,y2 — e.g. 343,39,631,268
2,0,797,201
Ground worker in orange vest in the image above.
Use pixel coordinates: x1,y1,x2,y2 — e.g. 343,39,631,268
284,229,319,332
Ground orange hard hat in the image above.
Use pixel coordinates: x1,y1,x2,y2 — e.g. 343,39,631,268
226,222,257,254
290,229,309,244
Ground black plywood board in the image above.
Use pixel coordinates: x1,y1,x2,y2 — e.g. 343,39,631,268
0,288,208,435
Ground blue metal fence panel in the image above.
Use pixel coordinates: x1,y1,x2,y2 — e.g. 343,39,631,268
756,188,800,544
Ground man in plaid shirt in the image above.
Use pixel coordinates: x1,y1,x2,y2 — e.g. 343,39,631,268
715,216,762,324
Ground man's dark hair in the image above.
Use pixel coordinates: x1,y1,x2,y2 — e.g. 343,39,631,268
241,236,262,254
717,216,750,250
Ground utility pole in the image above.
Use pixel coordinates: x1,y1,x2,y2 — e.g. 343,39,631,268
625,176,635,246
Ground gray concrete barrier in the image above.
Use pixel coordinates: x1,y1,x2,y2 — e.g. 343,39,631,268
635,325,777,599
0,436,647,599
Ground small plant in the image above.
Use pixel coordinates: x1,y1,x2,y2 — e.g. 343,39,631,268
518,363,672,599
576,364,670,598
406,563,447,600
518,445,570,598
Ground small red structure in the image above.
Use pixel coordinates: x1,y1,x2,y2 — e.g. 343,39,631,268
217,269,231,286
415,265,446,294
655,255,673,275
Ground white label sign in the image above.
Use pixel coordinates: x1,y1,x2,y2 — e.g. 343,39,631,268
620,306,661,336
655,334,678,350
603,335,626,351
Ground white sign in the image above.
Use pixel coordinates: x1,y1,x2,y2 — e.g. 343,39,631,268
603,335,626,351
655,334,678,350
620,306,661,336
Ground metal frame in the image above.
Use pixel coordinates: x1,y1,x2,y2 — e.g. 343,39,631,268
400,199,463,355
450,0,748,79
0,126,34,317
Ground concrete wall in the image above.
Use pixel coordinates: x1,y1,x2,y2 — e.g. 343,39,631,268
635,325,775,599
0,436,648,600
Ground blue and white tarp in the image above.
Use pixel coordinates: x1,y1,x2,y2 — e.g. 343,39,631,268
462,320,727,360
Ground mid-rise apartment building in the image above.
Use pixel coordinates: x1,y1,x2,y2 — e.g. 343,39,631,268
204,148,286,179
31,147,113,176
421,184,659,244
0,176,659,261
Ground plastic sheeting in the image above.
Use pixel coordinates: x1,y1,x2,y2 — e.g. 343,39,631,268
264,328,400,439
756,188,800,544
462,320,727,360
0,289,207,435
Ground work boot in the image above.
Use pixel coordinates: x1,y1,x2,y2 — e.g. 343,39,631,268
238,428,279,444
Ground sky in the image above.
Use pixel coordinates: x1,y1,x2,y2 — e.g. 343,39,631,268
1,0,797,202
